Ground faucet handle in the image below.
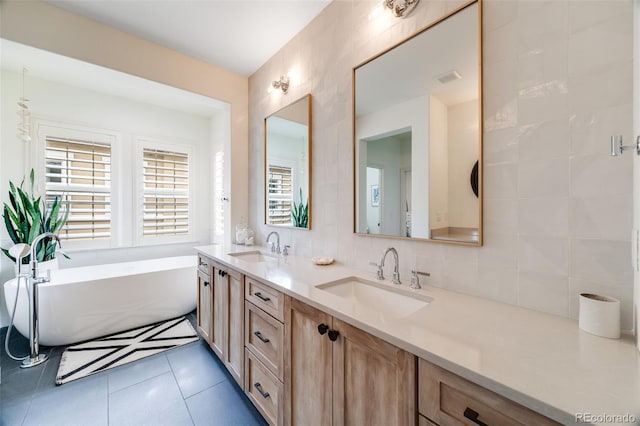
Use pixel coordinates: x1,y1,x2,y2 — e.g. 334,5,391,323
369,261,384,280
283,245,291,256
410,270,430,289
392,271,401,286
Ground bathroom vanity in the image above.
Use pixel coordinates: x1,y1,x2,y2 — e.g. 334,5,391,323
195,245,639,426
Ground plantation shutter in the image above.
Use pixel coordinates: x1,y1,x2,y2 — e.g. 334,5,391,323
45,137,111,240
267,164,292,225
143,148,189,236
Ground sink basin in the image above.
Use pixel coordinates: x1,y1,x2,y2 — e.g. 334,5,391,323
316,277,432,318
228,251,279,263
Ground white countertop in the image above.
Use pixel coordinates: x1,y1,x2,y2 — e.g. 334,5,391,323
195,244,640,425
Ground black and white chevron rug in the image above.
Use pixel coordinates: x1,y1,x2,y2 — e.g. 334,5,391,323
56,316,199,385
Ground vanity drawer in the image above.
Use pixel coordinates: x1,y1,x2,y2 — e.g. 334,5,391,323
245,278,284,322
418,359,559,426
197,254,211,274
419,415,437,426
245,302,284,380
245,348,283,426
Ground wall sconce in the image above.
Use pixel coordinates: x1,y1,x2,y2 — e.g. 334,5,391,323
384,0,419,18
271,75,290,94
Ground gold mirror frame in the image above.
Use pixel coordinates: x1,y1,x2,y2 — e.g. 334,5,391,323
352,0,483,246
264,94,313,229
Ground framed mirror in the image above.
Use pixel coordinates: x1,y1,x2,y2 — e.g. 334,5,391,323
265,94,312,229
353,1,481,245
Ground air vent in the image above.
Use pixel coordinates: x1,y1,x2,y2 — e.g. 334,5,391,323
436,70,462,84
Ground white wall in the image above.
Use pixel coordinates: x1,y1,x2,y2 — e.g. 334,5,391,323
249,0,635,329
634,0,639,350
0,70,217,325
429,95,449,231
356,96,429,238
448,99,479,228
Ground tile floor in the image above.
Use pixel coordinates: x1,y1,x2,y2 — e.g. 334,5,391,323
0,312,267,426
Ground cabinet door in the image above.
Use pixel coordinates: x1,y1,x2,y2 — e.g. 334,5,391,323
285,298,333,426
210,263,227,359
332,318,416,426
225,267,244,387
196,270,212,343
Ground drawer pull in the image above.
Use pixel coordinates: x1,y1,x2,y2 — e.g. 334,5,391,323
254,331,270,343
254,292,271,302
254,382,270,399
328,329,340,342
199,261,207,267
464,407,489,426
317,323,329,335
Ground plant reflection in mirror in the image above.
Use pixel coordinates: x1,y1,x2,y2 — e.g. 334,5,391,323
291,188,308,228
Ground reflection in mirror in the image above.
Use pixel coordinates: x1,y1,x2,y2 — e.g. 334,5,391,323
354,1,481,245
265,94,311,229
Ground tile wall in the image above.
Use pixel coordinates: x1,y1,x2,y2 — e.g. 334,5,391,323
248,0,634,327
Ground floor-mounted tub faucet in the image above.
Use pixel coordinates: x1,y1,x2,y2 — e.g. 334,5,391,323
21,232,61,368
266,231,280,254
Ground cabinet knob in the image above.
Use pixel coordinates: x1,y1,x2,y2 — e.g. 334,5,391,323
463,407,489,426
328,329,340,342
254,382,270,399
219,270,227,277
203,281,209,287
317,323,329,335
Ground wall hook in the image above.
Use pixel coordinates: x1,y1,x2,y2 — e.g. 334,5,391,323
610,135,640,157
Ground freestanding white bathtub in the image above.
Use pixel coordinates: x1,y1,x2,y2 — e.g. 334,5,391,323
3,255,196,346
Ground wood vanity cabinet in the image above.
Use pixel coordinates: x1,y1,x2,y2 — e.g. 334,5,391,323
196,255,212,343
221,265,245,387
244,277,287,426
196,254,245,387
418,359,559,426
285,298,416,426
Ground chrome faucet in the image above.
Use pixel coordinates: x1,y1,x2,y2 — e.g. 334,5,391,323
374,247,401,285
30,233,62,281
22,232,61,368
266,231,280,254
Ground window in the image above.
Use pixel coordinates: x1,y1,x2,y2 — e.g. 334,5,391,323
267,163,293,225
45,137,111,241
142,147,190,237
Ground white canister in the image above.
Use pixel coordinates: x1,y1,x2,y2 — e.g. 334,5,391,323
578,293,621,339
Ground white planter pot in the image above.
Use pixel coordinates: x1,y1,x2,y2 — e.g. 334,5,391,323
578,293,621,339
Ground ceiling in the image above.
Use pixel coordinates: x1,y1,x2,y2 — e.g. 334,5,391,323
44,0,331,77
356,3,478,116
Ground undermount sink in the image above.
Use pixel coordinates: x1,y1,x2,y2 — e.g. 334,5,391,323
228,251,279,263
316,277,432,318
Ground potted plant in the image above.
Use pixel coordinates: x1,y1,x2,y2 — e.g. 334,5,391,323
291,188,308,228
2,169,69,268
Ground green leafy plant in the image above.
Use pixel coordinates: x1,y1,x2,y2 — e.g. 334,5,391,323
2,169,70,264
291,188,308,228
